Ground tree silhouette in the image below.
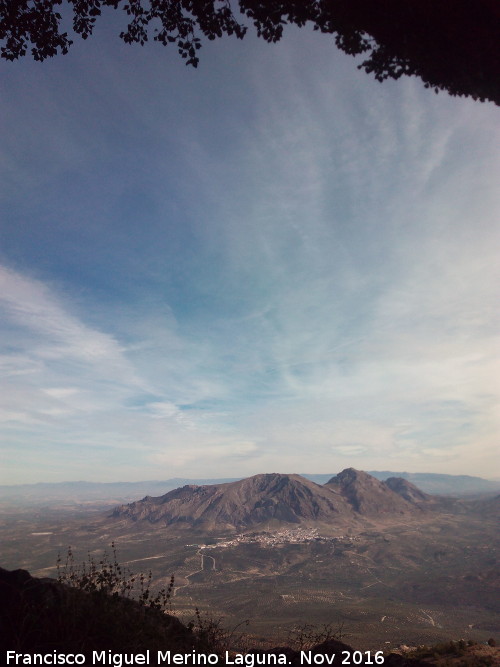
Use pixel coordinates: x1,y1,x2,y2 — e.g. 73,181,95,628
1,0,499,105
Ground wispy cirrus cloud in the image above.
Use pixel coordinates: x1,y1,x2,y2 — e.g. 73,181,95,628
0,264,264,481
1,30,499,483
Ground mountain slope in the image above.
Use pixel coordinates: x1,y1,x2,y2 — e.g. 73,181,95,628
383,476,430,504
112,473,357,530
112,469,434,531
325,468,427,516
367,471,500,496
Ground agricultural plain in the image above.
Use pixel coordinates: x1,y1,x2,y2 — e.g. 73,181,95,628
1,497,498,651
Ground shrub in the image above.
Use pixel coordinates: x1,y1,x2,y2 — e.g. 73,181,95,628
0,545,227,655
287,621,346,650
57,543,174,611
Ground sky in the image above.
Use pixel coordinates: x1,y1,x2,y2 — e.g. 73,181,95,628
1,15,499,484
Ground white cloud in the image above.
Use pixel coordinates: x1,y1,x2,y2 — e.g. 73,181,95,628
1,30,499,483
0,265,127,365
333,445,369,457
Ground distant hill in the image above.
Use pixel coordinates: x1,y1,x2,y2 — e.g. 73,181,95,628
469,493,500,519
304,471,500,496
112,473,354,530
1,471,498,506
111,469,432,531
325,468,429,515
0,478,239,505
384,476,430,503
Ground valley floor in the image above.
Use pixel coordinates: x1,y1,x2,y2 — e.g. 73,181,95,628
1,504,498,652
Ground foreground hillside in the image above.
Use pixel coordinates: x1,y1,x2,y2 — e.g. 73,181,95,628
0,565,201,656
4,566,497,665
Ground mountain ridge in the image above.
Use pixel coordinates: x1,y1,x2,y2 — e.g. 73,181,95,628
111,468,433,531
325,468,428,515
1,472,498,503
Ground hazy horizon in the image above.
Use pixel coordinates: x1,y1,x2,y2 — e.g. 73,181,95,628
1,20,499,485
1,468,500,489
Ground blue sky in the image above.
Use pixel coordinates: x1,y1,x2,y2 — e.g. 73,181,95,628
1,21,499,484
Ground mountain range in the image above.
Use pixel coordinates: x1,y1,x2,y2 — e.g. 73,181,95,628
111,468,437,531
1,471,498,507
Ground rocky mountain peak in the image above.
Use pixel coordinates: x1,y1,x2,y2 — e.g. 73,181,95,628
325,468,423,515
112,469,432,531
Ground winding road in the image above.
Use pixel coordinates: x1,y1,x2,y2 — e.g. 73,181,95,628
173,548,216,596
